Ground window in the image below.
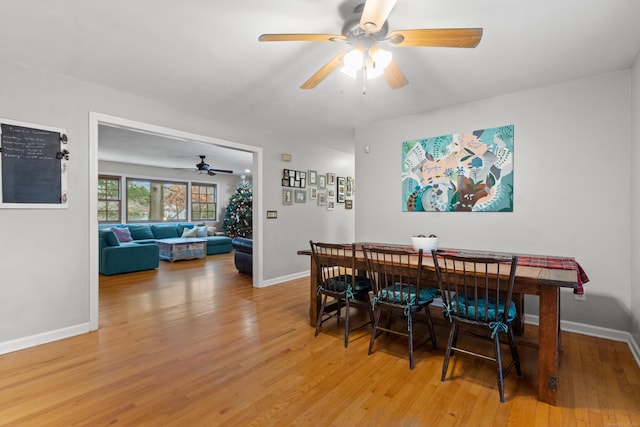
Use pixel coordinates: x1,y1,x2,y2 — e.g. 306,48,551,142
98,175,121,223
191,183,217,221
126,178,187,222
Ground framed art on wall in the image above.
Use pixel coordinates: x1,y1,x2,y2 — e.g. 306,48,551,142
283,188,293,205
346,177,353,197
337,177,345,203
294,189,306,203
326,173,335,186
317,192,326,206
308,170,317,186
401,124,514,212
318,174,326,189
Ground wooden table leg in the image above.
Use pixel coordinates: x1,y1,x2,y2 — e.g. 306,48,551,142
513,292,525,336
309,258,319,327
538,286,560,405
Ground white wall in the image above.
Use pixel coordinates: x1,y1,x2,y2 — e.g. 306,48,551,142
355,71,632,331
0,58,354,352
262,141,355,282
631,53,640,346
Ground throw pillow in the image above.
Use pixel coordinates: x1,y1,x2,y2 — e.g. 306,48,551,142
151,224,179,239
181,227,198,238
196,226,208,237
112,226,133,243
207,226,216,236
126,224,154,240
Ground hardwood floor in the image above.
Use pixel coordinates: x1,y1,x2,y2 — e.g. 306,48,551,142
1,253,639,426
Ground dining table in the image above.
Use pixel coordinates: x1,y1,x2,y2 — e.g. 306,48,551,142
298,243,589,406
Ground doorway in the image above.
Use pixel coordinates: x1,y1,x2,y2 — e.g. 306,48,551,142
89,113,263,330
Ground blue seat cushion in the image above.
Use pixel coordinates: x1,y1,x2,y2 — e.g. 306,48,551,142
450,295,516,322
323,275,371,293
379,284,440,305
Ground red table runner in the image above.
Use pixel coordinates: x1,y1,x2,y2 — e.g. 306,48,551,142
359,243,589,295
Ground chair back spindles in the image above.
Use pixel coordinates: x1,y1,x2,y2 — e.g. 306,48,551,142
432,250,521,402
309,241,374,348
362,245,439,370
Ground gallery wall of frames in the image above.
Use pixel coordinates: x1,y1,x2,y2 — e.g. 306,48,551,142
281,169,353,211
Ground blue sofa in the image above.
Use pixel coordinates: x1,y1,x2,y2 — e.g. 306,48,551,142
99,223,233,275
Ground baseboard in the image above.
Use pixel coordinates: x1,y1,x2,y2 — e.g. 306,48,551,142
0,322,92,355
524,314,640,367
258,270,310,288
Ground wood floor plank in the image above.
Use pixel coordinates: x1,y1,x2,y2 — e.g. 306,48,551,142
0,253,638,425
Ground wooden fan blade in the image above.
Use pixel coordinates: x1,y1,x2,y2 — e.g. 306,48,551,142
301,52,346,89
360,0,397,33
258,33,345,42
383,60,408,89
388,28,483,48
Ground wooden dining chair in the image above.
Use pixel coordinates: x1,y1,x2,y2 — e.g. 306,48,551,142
362,245,440,370
431,250,522,402
309,241,374,348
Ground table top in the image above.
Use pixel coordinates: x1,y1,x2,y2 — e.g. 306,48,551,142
157,238,208,245
299,242,588,292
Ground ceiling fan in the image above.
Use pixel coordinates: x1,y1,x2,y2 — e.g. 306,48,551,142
258,0,482,90
195,155,233,176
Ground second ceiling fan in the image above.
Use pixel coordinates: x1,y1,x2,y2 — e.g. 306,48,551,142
196,155,233,176
259,0,482,90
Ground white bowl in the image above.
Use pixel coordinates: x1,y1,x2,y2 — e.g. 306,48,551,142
411,236,439,252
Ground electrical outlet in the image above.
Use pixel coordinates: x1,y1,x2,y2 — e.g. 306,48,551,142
574,293,586,301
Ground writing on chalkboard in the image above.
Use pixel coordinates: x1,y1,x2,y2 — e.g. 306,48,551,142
1,120,69,207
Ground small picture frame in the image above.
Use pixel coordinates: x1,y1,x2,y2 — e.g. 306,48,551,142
267,210,278,218
294,189,307,203
309,187,318,200
283,188,293,205
327,188,336,199
308,170,317,186
318,174,326,189
327,173,335,186
327,200,336,211
346,177,353,196
317,192,326,206
345,199,353,209
337,176,346,203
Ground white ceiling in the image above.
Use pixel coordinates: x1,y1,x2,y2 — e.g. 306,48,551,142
2,0,640,171
98,124,254,176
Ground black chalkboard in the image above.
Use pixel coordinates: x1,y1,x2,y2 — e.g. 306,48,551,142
1,123,64,204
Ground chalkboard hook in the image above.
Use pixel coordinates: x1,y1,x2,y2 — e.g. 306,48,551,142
56,149,70,160
60,134,68,144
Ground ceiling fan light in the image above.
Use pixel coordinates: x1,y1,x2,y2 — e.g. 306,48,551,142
343,49,364,70
340,48,364,79
371,48,392,70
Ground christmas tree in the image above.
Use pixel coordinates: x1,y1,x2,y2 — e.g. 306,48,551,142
222,181,252,238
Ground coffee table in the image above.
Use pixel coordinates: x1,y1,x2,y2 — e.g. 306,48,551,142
157,238,207,262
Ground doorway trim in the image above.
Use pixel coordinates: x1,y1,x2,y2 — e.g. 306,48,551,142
89,112,263,330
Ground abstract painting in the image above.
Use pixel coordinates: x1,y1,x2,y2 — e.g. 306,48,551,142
402,125,513,212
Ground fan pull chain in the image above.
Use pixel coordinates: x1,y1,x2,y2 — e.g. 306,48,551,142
362,67,367,95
